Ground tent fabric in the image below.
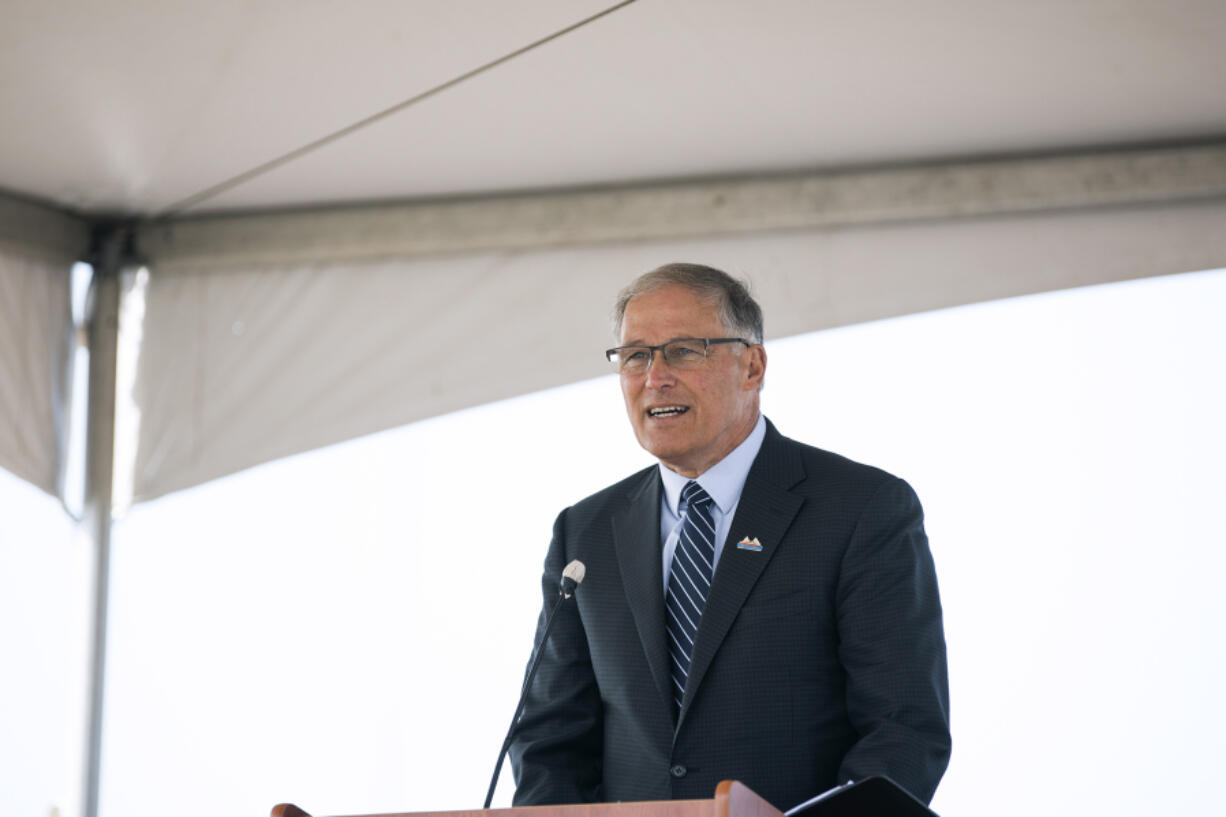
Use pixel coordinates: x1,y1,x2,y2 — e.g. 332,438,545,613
134,142,1226,272
130,197,1226,503
0,247,73,496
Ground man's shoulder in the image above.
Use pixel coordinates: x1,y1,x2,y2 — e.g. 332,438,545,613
783,433,891,476
764,422,911,497
564,463,658,519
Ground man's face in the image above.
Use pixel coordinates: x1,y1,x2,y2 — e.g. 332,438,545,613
618,285,766,478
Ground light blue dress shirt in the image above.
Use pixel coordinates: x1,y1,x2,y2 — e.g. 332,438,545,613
659,413,767,592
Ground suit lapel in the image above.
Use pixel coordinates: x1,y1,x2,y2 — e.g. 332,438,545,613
678,423,805,729
611,467,673,713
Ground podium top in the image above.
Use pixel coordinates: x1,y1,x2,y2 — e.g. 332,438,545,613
271,780,783,817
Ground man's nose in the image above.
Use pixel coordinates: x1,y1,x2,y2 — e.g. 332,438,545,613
643,349,677,387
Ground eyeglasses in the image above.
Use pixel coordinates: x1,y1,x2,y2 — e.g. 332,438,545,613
605,337,752,374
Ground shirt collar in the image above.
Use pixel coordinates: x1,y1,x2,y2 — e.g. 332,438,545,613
659,414,767,516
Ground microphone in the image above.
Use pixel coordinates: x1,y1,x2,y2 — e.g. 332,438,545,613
560,559,585,598
483,560,586,808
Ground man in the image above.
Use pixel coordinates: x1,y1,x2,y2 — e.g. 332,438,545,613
509,263,950,810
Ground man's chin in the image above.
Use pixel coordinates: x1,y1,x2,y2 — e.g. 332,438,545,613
635,427,686,456
635,441,674,463
637,439,704,476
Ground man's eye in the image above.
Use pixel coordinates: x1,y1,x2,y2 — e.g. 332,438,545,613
625,349,650,362
670,343,703,358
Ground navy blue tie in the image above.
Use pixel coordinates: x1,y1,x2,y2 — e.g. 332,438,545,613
665,481,716,715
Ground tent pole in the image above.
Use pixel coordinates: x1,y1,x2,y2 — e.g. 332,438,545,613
80,232,123,817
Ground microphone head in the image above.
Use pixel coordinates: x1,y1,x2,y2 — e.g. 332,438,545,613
559,560,586,598
563,560,586,586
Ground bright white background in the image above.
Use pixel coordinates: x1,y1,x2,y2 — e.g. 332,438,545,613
3,267,1224,817
0,474,81,817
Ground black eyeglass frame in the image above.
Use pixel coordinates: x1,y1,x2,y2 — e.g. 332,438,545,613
604,337,753,370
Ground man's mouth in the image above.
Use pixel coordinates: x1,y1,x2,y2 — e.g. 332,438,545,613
647,406,689,418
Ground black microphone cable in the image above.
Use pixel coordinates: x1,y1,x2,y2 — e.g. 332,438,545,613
483,560,586,808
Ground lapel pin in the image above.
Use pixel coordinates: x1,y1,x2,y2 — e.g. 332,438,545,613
736,536,763,552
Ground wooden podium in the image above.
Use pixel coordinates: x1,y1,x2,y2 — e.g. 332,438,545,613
272,780,782,817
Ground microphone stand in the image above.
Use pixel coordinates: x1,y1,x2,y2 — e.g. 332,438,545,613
483,589,571,808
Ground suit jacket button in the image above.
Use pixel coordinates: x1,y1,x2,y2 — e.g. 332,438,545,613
670,764,687,778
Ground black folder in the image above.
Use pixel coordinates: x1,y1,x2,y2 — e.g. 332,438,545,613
784,776,937,817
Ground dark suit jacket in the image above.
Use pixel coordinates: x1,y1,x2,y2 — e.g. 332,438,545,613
509,420,950,810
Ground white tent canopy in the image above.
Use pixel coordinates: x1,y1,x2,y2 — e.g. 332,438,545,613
6,0,1226,214
4,1,1226,502
2,145,1225,502
0,198,85,495
131,150,1226,502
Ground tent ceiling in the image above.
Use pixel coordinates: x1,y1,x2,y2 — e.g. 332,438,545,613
3,0,1224,217
3,0,1226,503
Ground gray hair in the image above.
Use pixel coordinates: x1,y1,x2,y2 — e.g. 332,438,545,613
612,263,764,343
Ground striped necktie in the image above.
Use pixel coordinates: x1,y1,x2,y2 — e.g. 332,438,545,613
665,480,716,716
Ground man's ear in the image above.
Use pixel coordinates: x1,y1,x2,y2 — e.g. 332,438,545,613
743,344,767,391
